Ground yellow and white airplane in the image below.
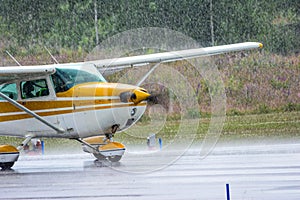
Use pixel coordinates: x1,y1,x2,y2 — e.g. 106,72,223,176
0,42,262,169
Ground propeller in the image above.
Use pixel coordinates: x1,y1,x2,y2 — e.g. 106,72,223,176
118,62,162,105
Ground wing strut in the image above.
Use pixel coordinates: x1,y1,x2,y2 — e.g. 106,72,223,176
44,46,59,64
0,92,65,134
136,62,161,87
17,135,33,151
5,51,22,66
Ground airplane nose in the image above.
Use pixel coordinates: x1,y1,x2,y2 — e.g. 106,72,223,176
130,89,151,104
120,88,150,104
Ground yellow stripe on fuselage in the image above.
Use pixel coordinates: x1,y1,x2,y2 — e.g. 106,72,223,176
0,82,148,122
0,99,147,122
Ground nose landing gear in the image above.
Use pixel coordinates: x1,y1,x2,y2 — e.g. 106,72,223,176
78,124,125,163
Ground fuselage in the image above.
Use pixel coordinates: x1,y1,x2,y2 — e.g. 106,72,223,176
0,64,149,139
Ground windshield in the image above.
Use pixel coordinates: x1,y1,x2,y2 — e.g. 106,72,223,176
51,65,107,93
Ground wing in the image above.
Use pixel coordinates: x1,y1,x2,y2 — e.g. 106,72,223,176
0,42,262,81
0,66,56,84
91,42,263,75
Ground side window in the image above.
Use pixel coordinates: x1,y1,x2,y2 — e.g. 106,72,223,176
51,73,65,93
21,79,49,99
0,83,18,100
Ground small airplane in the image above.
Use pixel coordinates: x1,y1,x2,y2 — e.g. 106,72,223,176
0,42,262,170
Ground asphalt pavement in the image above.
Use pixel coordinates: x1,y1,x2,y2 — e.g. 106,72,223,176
0,140,300,200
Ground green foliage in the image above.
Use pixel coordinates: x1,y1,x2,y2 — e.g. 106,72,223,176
0,0,298,116
227,109,244,116
0,0,298,55
187,109,201,119
270,79,289,90
283,103,300,112
257,104,271,114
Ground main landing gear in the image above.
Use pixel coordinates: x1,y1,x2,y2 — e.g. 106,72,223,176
0,145,19,170
0,136,32,170
77,125,125,163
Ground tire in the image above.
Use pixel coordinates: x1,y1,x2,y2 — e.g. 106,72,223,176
0,162,14,170
93,153,107,160
108,155,122,162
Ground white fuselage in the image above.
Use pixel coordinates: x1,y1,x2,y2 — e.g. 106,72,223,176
0,100,147,138
0,65,149,139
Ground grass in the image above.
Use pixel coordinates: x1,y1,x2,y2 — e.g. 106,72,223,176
117,111,300,144
221,111,300,141
0,111,299,154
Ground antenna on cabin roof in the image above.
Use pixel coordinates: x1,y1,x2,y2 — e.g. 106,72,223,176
5,51,22,66
44,46,59,64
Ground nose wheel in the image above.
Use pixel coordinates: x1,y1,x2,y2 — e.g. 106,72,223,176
79,124,125,163
93,153,122,162
107,155,122,162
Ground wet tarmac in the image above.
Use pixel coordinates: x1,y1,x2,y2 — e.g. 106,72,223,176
0,141,300,200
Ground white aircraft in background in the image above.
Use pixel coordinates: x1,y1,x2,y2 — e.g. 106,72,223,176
0,42,262,170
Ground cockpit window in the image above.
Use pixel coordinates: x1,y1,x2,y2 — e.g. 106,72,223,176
51,67,106,93
21,79,49,99
0,83,17,100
